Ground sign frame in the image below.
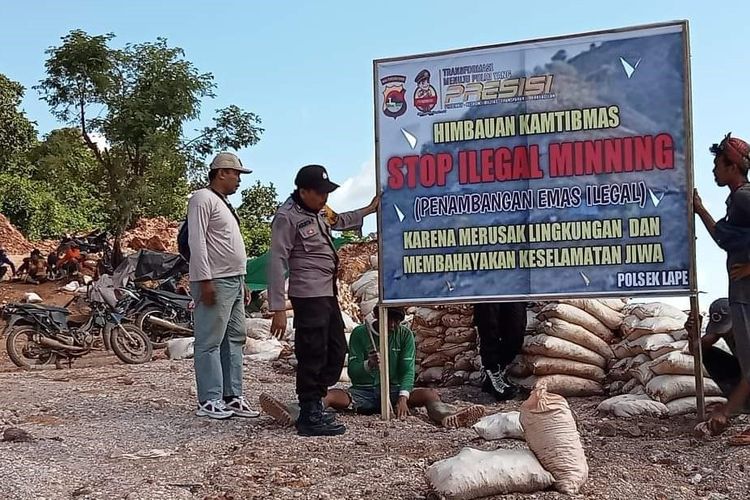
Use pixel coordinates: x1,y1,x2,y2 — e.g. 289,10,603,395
373,20,696,307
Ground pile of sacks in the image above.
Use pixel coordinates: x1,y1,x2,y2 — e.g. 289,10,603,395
245,282,358,377
337,240,378,284
344,249,488,388
411,305,483,387
508,298,626,397
598,302,726,417
427,386,588,498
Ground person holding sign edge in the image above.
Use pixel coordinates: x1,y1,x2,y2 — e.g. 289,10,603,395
693,133,750,442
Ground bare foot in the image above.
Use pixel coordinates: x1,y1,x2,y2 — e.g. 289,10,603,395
259,393,294,427
441,405,485,429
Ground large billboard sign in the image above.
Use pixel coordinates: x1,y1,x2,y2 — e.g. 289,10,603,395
374,21,694,305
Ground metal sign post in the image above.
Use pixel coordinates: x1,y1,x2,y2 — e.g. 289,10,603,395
378,305,391,420
689,294,705,421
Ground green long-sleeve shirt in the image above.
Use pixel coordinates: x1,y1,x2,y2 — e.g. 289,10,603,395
347,321,416,395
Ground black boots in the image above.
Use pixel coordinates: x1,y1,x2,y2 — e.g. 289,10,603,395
296,400,346,437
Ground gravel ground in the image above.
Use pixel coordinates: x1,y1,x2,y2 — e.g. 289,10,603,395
0,354,749,500
1,280,749,499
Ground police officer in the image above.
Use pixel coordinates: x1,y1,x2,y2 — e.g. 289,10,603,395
269,164,378,436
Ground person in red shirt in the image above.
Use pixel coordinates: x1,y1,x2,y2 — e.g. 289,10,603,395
57,243,82,276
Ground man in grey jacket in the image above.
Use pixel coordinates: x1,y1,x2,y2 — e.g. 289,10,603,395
269,164,378,436
188,152,259,420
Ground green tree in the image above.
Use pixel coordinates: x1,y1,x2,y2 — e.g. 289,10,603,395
0,74,37,171
36,30,263,234
0,128,108,239
237,181,279,257
0,74,106,239
27,128,108,227
185,105,264,188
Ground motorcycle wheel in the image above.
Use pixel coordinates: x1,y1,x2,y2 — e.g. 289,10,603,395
6,326,58,368
136,307,178,350
110,324,153,364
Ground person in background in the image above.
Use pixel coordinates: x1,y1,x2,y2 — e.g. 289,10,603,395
16,249,47,284
57,243,82,277
0,247,16,281
473,302,528,400
686,298,746,398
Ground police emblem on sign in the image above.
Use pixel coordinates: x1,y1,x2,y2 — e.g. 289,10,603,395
413,69,438,114
380,75,407,119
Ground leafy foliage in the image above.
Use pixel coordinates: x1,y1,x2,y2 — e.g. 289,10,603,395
0,74,37,168
35,30,263,234
237,181,279,257
0,77,102,239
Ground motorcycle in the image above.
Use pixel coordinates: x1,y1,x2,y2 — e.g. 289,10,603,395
115,281,193,349
1,294,152,369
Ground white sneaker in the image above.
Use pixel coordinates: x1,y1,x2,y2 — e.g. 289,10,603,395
196,399,234,419
225,396,261,418
485,368,511,393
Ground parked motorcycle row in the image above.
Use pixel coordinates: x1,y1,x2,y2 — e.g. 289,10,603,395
1,287,153,368
1,232,195,369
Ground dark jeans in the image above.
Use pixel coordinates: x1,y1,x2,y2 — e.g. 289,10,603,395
703,345,741,398
474,302,527,372
291,296,347,403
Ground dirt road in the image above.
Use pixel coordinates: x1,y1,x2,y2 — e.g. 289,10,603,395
1,278,749,499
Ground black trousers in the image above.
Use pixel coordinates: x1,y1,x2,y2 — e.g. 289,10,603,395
702,345,741,398
290,296,347,403
474,302,527,372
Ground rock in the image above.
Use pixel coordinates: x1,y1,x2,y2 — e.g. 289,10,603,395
128,237,146,250
689,473,702,485
0,214,35,253
2,427,33,442
598,421,618,437
625,424,642,437
166,338,194,360
119,376,135,386
72,486,93,497
122,217,179,253
0,409,20,426
707,494,730,500
145,235,168,252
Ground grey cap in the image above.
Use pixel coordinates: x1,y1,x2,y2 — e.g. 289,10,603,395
706,298,732,336
210,152,252,173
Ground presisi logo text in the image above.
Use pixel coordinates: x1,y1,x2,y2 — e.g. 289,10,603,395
444,75,554,106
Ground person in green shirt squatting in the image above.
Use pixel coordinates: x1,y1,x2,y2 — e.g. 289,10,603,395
260,306,485,431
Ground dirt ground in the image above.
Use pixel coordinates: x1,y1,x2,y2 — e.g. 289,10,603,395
1,278,749,499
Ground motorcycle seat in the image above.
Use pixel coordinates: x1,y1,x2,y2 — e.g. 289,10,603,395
144,288,193,302
15,303,70,314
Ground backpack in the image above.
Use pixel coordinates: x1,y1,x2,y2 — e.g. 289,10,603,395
177,188,240,262
177,221,190,261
